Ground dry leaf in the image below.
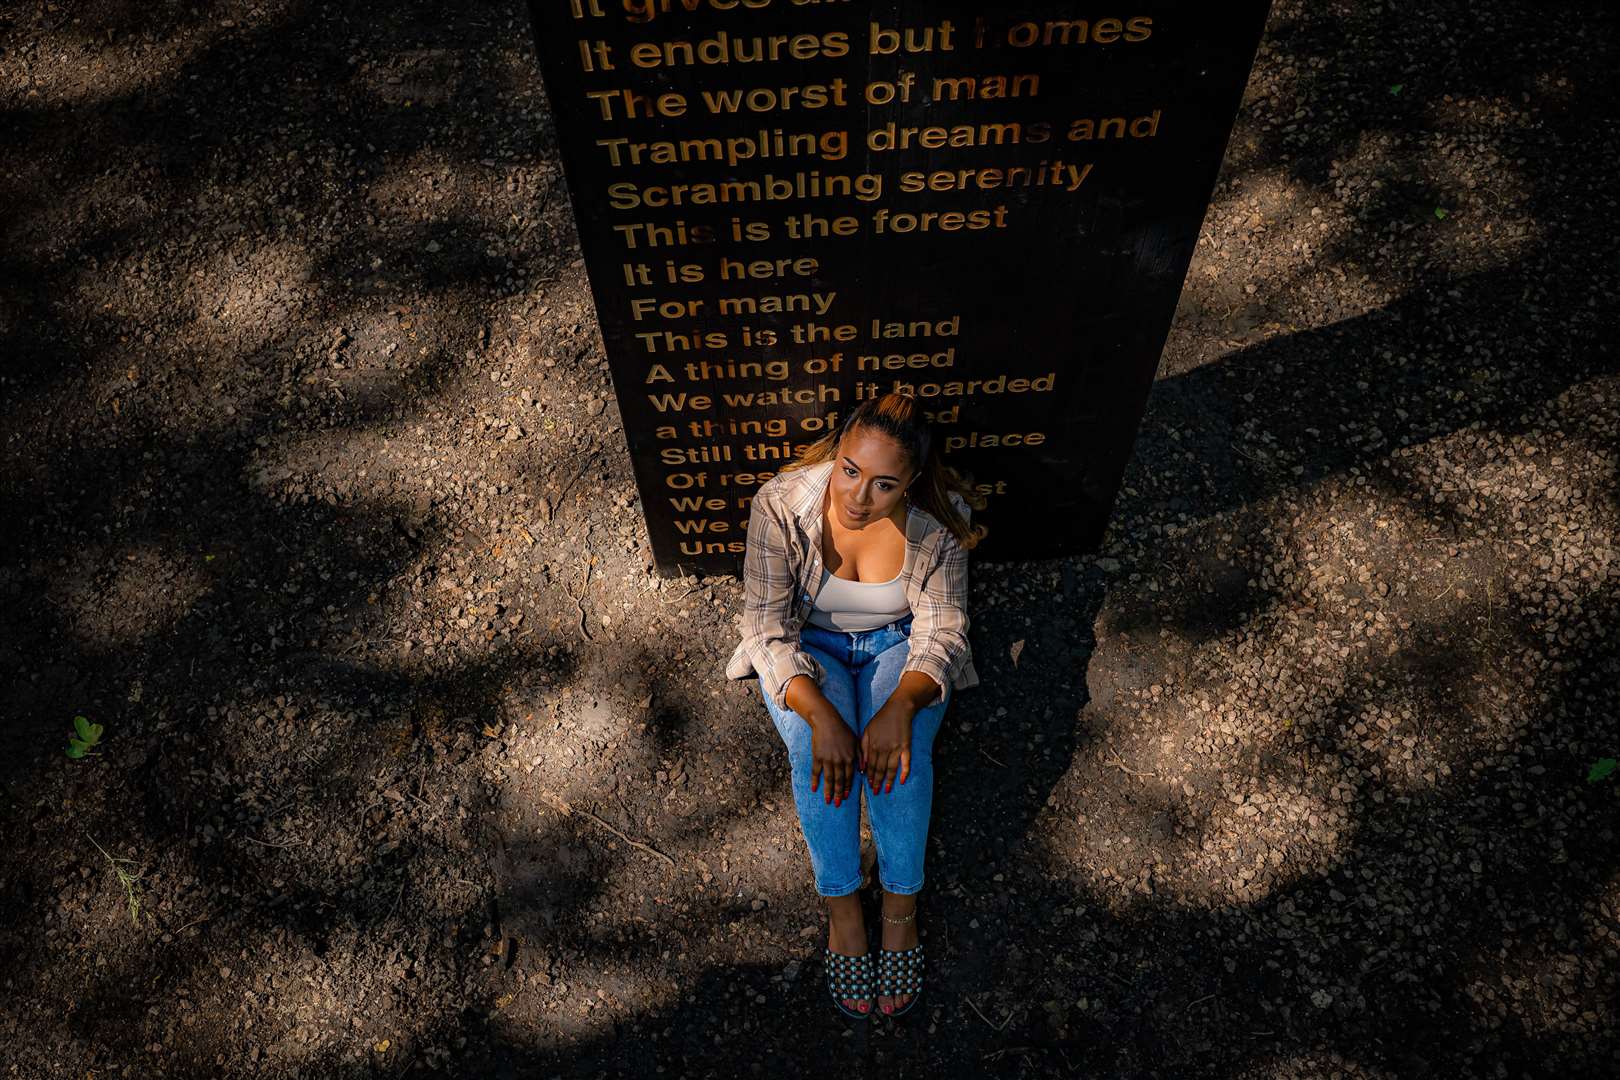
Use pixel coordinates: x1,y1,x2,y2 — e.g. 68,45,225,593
1010,639,1026,668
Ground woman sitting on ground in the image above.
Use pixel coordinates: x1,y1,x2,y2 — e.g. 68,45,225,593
726,391,985,1021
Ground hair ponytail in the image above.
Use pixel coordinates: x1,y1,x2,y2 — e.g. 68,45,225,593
780,391,988,549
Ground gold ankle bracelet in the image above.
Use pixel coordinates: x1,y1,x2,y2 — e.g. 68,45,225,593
881,911,915,925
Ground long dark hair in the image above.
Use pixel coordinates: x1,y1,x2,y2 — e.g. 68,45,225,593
781,392,988,549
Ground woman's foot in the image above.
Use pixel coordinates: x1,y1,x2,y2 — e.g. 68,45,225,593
826,893,871,1017
877,891,920,1015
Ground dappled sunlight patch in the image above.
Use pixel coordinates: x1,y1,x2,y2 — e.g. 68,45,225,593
492,961,681,1047
2,0,1612,1073
359,150,489,232
149,920,483,1076
1181,165,1393,352
247,425,432,513
1054,473,1566,911
46,540,211,650
1036,704,1352,910
1240,483,1542,782
1330,108,1537,276
30,817,493,1077
4,31,209,108
1282,486,1469,650
350,47,466,109
700,803,806,903
186,242,311,355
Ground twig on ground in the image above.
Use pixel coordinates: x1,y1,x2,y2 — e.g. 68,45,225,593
242,833,304,849
1103,749,1156,779
577,552,595,641
658,583,703,606
565,542,598,641
355,798,384,842
982,1040,1089,1064
174,911,215,936
978,748,1006,768
552,457,593,515
542,793,676,870
967,994,1014,1031
1185,993,1216,1013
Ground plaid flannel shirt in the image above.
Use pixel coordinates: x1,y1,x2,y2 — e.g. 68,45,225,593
725,460,979,710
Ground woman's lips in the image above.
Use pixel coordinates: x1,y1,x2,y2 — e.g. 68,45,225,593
844,505,869,520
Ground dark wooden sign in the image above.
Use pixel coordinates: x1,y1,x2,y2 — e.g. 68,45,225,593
525,1,1271,574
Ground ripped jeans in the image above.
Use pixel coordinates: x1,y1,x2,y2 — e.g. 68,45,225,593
761,615,950,897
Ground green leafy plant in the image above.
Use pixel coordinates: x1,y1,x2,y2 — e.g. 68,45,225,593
1433,207,1450,221
1389,83,1404,96
65,714,104,759
1588,758,1617,784
87,835,145,925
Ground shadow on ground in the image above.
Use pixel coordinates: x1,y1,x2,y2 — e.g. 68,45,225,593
1,0,1616,1077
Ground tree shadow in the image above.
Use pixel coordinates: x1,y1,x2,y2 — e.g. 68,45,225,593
3,0,1617,1076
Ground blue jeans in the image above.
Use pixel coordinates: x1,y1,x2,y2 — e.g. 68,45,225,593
762,614,950,897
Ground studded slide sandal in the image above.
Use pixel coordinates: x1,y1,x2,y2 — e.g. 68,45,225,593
823,947,875,1020
877,942,924,1017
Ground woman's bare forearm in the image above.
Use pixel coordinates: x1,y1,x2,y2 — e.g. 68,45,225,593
886,670,940,715
784,673,840,729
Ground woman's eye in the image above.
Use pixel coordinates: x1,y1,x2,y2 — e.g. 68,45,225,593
843,467,858,477
876,483,893,492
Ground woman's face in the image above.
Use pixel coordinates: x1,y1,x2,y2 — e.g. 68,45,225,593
829,427,915,530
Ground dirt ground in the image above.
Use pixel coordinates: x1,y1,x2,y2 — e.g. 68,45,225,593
2,1,1617,1077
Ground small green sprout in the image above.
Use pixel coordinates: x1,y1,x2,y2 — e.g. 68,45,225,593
1433,207,1449,220
65,715,104,759
1588,758,1617,784
1389,83,1404,96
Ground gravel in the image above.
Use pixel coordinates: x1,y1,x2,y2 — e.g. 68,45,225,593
0,0,1616,1077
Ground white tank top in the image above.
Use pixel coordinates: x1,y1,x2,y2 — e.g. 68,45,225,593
806,552,911,633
